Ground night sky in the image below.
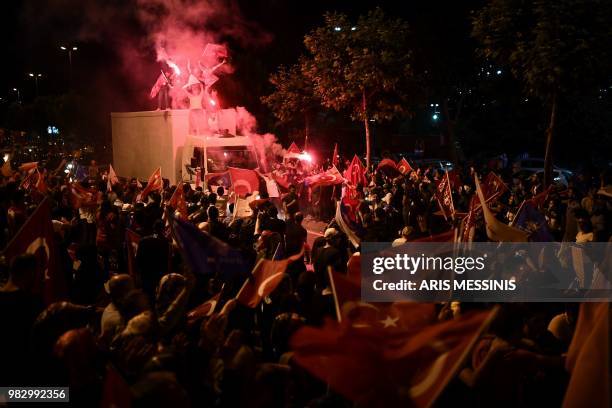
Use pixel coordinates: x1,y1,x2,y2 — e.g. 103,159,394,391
0,1,480,112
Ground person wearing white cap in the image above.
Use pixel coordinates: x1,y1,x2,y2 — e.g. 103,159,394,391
183,74,205,135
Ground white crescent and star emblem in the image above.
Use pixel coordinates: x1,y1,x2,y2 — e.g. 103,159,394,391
257,271,285,297
380,315,399,328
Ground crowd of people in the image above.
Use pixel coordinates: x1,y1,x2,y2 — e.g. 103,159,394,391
0,152,610,407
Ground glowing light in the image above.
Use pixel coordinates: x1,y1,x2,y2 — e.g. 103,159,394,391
3,154,9,162
167,60,181,76
67,163,73,169
72,46,78,51
334,26,342,31
209,99,216,106
60,46,67,50
299,152,313,162
223,152,228,157
12,88,17,91
29,73,34,77
432,114,439,121
496,70,502,75
351,26,357,31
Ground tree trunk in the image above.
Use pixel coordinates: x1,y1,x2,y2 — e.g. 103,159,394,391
362,89,371,168
543,95,557,187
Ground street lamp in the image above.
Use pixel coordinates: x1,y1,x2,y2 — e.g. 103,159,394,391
12,88,21,104
60,45,78,86
28,72,43,96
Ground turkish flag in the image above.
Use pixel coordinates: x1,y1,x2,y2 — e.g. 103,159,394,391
376,158,400,177
2,198,66,304
167,184,188,220
228,167,260,197
290,304,495,407
304,166,344,189
397,157,413,175
236,248,304,308
137,167,162,202
69,182,99,209
187,292,221,326
343,155,367,198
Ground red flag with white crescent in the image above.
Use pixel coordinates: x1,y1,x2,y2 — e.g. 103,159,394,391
228,167,260,197
187,291,221,326
397,157,413,175
136,167,162,202
236,248,304,308
1,198,66,304
304,166,345,189
167,183,188,220
292,268,497,407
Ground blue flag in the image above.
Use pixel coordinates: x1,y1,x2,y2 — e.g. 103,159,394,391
514,201,554,242
75,165,88,181
170,214,250,281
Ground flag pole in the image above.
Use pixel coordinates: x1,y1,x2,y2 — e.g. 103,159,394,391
327,266,342,323
445,168,455,221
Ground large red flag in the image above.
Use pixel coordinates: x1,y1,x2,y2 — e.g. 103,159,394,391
228,167,260,197
1,198,66,304
343,155,367,198
235,248,304,308
291,300,496,407
137,167,162,202
397,157,413,175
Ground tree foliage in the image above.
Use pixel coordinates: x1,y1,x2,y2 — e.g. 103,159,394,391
472,0,612,184
301,8,415,165
261,59,318,129
472,0,611,101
